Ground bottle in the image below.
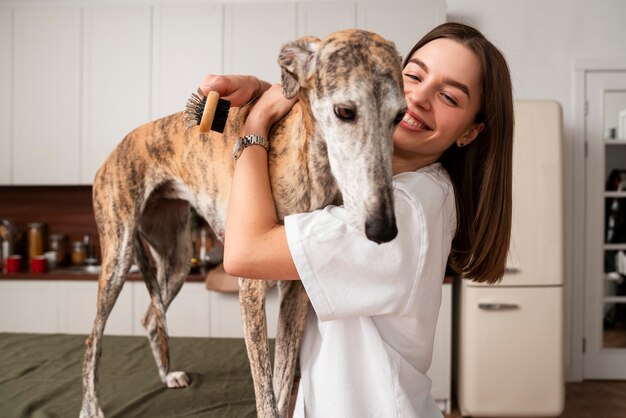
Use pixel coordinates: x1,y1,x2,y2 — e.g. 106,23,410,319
49,233,67,265
28,222,45,261
71,241,87,265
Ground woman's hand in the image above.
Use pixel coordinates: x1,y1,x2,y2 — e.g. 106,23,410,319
243,83,299,137
199,74,269,107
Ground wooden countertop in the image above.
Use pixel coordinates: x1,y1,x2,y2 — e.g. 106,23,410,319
0,268,207,282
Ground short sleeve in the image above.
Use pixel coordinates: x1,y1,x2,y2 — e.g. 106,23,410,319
285,166,455,323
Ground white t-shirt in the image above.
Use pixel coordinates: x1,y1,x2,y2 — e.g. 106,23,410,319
284,163,456,418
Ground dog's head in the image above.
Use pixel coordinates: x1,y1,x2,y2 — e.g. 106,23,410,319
278,30,405,244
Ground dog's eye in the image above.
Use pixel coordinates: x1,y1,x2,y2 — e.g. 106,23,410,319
394,110,406,125
334,105,356,121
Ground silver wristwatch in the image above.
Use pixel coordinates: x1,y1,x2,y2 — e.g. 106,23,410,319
233,134,270,160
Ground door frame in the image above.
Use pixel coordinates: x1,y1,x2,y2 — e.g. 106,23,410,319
571,59,626,381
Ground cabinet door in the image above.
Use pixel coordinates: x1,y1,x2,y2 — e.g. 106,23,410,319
152,4,223,120
134,281,211,338
357,0,445,57
13,9,81,184
297,2,356,38
458,284,565,417
0,280,60,333
81,7,151,184
0,10,10,184
224,3,296,83
60,280,135,335
209,286,280,338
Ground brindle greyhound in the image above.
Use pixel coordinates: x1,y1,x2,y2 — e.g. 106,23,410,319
80,29,406,418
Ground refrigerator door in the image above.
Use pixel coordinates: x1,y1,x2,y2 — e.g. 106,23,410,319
491,100,564,287
458,283,565,417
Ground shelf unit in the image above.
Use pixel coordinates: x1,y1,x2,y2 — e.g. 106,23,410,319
601,137,626,350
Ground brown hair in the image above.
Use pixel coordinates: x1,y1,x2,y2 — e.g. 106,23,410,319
404,22,514,284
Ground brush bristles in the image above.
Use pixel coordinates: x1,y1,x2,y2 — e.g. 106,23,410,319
183,88,231,133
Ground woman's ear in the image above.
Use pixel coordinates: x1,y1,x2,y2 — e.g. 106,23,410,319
456,122,485,147
277,36,321,99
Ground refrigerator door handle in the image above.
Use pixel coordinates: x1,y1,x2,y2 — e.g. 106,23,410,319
504,266,520,274
478,302,520,311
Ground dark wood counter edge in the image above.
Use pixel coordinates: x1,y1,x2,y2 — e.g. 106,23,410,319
0,271,206,282
3,273,453,284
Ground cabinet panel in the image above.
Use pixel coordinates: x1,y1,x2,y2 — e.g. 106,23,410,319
504,101,564,286
224,3,296,83
152,5,223,120
357,0,445,57
13,9,81,184
0,280,60,333
81,7,152,184
61,280,135,335
134,281,211,337
209,286,280,338
297,1,355,38
459,285,564,416
0,10,11,184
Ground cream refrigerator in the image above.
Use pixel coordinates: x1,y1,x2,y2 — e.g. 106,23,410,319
457,100,565,417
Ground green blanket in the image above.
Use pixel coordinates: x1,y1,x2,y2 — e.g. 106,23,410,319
0,333,259,418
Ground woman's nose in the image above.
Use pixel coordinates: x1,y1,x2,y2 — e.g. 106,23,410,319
405,85,431,111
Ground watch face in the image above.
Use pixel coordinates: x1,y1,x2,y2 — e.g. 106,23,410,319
233,139,242,159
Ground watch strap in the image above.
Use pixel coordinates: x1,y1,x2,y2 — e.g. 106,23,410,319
233,134,270,160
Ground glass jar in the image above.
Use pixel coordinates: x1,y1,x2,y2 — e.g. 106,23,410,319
49,233,67,264
71,240,86,266
28,222,45,261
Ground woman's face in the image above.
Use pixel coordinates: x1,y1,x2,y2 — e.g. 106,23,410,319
393,38,484,172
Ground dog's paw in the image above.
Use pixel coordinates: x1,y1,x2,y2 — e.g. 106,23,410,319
166,371,190,388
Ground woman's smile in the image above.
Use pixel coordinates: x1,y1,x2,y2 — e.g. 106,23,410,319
400,110,433,131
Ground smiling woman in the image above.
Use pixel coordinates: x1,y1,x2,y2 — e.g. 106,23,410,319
202,22,514,417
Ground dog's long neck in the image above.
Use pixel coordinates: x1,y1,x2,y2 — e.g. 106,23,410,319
268,96,340,219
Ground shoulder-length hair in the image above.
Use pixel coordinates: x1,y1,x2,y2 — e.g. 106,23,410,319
404,22,514,284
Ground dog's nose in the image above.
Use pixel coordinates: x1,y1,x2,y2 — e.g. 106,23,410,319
365,214,398,244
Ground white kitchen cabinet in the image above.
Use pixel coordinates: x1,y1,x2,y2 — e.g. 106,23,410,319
357,0,445,57
297,2,356,38
0,10,10,184
134,281,212,338
0,280,60,333
60,280,135,335
1,0,445,184
13,8,81,184
151,4,223,120
0,279,278,338
224,3,297,83
80,6,152,183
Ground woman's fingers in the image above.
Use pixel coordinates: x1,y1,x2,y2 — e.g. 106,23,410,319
199,75,260,107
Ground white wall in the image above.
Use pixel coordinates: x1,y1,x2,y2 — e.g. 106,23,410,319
446,0,626,381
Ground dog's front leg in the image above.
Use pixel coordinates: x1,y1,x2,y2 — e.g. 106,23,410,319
273,280,310,418
239,278,278,418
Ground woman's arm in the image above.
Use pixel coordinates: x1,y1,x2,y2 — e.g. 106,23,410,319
222,84,300,280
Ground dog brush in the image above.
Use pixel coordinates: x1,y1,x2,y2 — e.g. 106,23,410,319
183,88,231,134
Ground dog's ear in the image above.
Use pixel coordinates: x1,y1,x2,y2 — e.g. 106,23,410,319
278,36,321,99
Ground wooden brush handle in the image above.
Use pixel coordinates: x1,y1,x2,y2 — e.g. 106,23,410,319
199,90,219,133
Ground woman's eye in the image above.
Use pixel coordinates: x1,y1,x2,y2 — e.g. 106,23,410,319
404,73,421,82
334,105,356,121
441,93,458,107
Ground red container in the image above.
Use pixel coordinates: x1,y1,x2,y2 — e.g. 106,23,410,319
6,255,22,273
31,255,47,273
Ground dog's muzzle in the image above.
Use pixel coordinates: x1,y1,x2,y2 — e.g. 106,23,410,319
365,213,398,244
